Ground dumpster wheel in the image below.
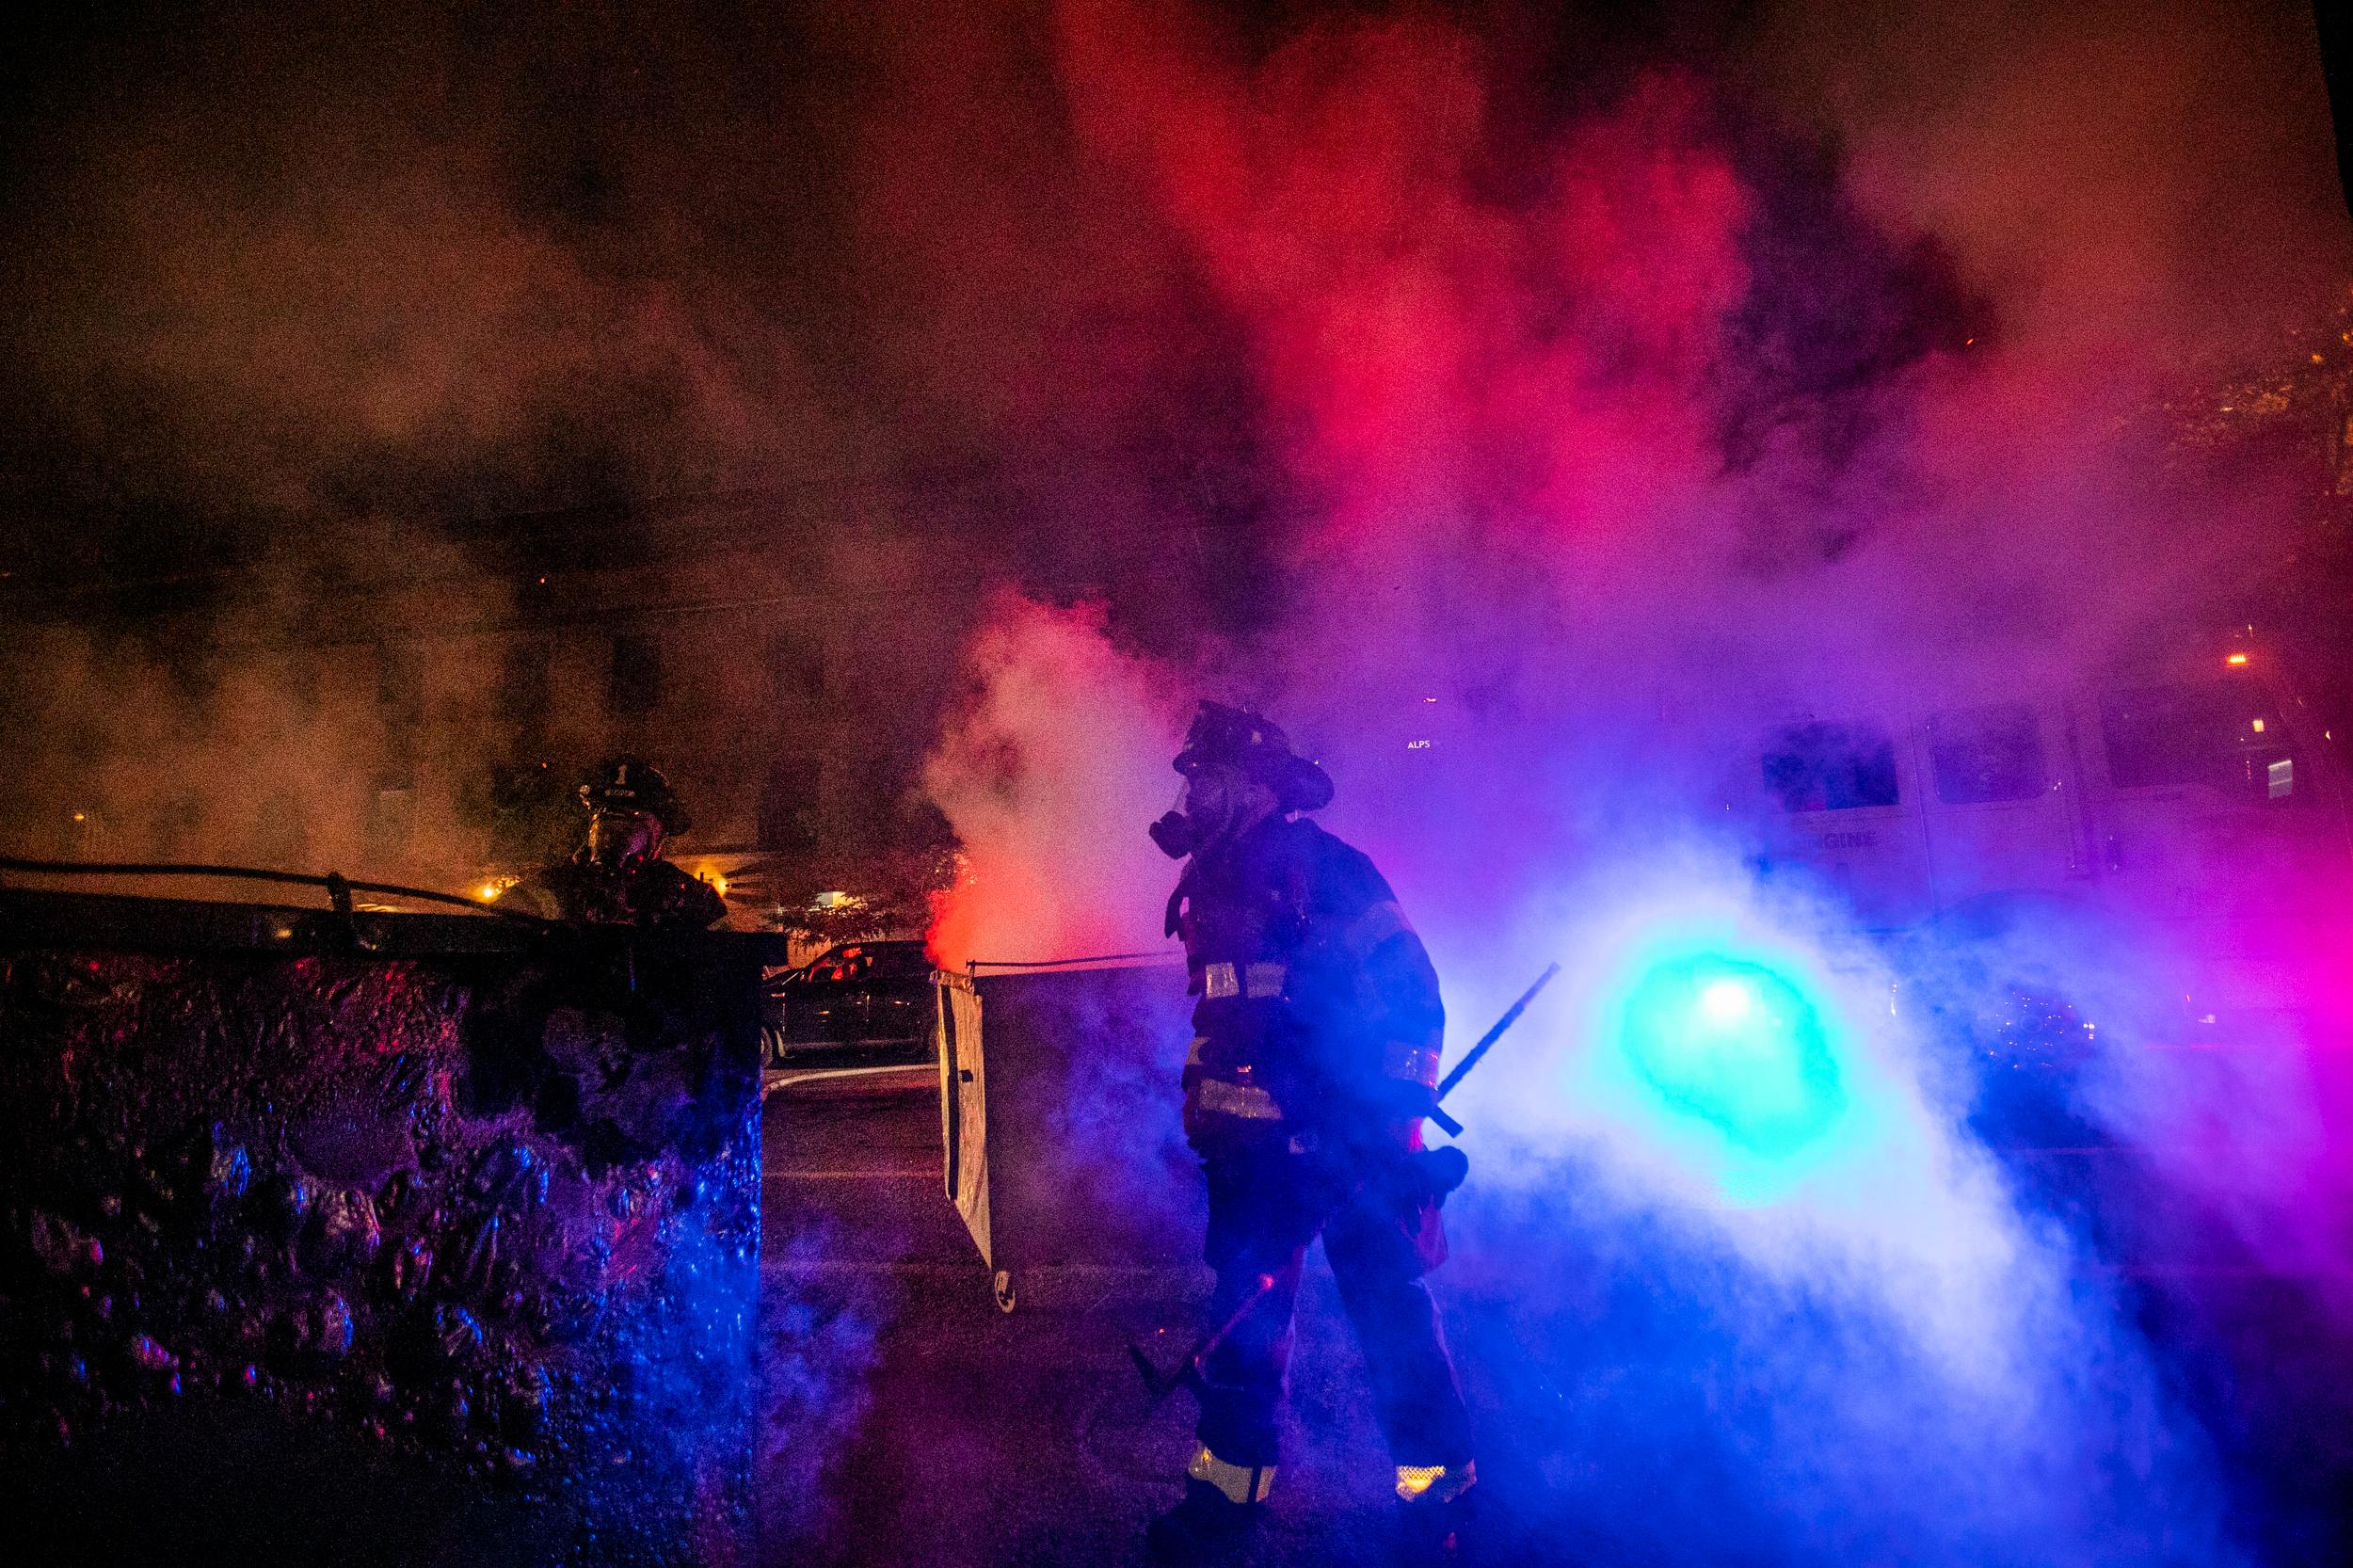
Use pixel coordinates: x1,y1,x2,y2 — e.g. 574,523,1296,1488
992,1269,1017,1313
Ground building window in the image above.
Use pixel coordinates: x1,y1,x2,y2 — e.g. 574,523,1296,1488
485,762,577,866
767,632,828,706
251,790,309,869
609,632,664,718
63,805,112,860
759,757,823,854
365,776,415,865
496,642,550,731
376,643,424,728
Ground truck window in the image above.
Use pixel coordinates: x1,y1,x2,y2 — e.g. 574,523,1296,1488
1928,703,2047,804
809,946,875,983
806,942,931,983
866,944,936,980
1763,722,1899,811
2100,682,2297,801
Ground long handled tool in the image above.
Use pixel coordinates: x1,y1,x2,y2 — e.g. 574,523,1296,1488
1426,961,1561,1137
1128,962,1561,1406
1129,1272,1277,1405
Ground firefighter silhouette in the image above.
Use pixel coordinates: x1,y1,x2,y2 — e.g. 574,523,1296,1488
495,758,724,929
1145,703,1474,1563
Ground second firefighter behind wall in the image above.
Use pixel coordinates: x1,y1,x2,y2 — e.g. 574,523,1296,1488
1145,702,1475,1562
494,757,725,929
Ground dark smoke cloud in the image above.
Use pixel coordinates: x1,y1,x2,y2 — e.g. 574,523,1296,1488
1739,0,2345,353
1,5,837,520
5,2,2352,1557
976,0,2349,933
913,4,2353,1562
0,0,1255,884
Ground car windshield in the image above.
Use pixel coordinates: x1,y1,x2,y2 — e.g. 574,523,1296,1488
1928,703,2047,805
2100,681,2297,801
1763,721,1900,811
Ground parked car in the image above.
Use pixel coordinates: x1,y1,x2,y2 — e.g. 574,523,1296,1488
761,939,937,1070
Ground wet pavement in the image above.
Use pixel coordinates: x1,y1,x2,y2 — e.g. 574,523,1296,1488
757,1073,1442,1568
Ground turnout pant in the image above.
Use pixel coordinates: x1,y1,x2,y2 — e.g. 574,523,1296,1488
1194,1148,1473,1471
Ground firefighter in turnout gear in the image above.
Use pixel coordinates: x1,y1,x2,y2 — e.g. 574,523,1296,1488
1145,703,1475,1564
494,758,726,929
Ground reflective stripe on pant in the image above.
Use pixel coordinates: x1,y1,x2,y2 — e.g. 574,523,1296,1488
1188,1444,1275,1505
1395,1459,1477,1504
1193,1150,1473,1471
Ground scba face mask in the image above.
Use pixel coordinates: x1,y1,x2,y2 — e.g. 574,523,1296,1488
1150,775,1224,860
587,808,664,872
1148,778,1204,860
1147,808,1197,860
1148,771,1248,860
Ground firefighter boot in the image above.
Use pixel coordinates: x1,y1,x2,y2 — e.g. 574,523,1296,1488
1392,1462,1476,1566
1146,1448,1273,1564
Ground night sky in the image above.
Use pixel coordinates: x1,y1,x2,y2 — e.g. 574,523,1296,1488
2,2,2339,646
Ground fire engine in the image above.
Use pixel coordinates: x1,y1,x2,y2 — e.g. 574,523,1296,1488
1740,637,2353,1050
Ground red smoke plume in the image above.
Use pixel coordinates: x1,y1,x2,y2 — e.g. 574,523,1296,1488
1055,8,1750,561
921,2,2353,1300
921,596,1184,970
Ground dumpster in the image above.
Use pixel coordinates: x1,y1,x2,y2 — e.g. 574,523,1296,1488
0,883,771,1567
936,960,1203,1311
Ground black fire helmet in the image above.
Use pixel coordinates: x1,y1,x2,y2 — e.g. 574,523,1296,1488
579,757,693,835
1172,701,1335,813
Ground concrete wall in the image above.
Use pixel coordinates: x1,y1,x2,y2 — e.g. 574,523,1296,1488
0,887,770,1566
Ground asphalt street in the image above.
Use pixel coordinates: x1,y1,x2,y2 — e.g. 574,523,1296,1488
755,1072,2353,1568
756,1071,1450,1568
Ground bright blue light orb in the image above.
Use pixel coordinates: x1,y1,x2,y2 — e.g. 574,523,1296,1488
1618,954,1846,1159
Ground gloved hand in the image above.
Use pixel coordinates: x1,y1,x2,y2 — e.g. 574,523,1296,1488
1296,1112,1469,1211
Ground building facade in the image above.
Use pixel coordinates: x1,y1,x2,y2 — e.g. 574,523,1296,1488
0,492,977,937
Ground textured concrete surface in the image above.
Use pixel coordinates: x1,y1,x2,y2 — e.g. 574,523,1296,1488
0,890,765,1567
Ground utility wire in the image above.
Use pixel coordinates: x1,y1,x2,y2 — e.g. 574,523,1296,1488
0,438,1276,600
963,950,1174,972
4,513,1281,653
0,855,555,923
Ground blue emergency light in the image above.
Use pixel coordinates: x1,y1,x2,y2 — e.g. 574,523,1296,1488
1617,953,1847,1159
